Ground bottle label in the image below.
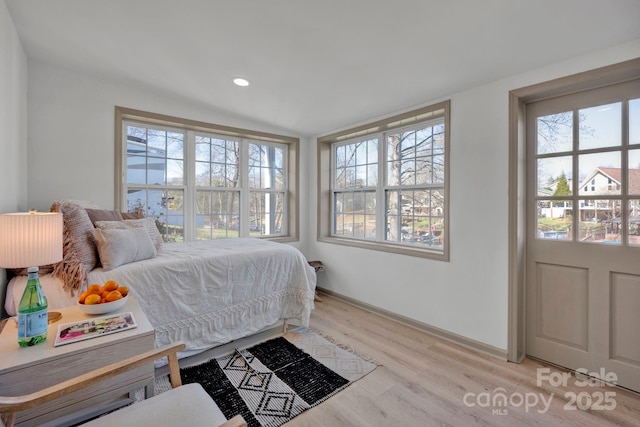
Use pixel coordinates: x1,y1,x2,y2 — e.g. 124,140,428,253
18,309,48,338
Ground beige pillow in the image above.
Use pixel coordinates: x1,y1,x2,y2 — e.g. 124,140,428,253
51,201,98,270
93,227,157,271
85,208,124,226
121,211,144,220
65,199,102,209
95,217,164,251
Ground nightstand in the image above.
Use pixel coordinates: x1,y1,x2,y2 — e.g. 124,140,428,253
0,296,155,427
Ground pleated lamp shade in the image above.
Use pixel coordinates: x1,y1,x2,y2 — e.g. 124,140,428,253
0,212,63,268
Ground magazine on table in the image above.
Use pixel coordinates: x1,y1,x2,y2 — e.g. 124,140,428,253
54,311,137,347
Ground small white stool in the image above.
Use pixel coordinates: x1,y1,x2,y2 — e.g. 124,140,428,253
81,383,238,427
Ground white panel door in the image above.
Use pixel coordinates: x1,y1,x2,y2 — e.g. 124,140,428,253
526,79,640,392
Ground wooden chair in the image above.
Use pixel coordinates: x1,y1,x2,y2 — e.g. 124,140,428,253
0,341,246,427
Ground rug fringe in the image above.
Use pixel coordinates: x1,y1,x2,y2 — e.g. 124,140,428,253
304,327,383,366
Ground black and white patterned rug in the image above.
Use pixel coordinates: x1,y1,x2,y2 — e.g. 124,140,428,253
157,328,377,427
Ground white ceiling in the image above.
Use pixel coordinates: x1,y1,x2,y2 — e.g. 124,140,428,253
6,0,640,137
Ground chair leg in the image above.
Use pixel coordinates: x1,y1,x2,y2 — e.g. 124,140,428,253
1,411,16,427
220,414,248,427
167,351,182,389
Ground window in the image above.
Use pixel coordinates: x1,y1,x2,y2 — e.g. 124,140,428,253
318,101,450,260
333,137,378,239
115,107,299,243
531,80,640,245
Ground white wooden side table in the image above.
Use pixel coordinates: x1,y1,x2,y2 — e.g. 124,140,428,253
0,296,155,427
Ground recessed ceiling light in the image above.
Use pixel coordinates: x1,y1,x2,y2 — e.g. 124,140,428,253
233,78,250,87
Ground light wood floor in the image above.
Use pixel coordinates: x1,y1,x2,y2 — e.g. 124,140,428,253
287,293,640,426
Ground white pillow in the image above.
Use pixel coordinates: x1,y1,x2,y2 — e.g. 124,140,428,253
95,217,164,251
93,227,157,271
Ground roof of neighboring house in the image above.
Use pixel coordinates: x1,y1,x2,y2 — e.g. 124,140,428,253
631,170,640,195
579,167,640,195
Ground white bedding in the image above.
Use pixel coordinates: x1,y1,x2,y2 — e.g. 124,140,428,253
6,239,316,361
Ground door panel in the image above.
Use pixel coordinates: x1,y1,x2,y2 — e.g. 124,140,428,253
526,79,640,392
536,263,588,349
610,273,640,367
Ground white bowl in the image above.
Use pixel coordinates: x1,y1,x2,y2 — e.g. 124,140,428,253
77,295,128,315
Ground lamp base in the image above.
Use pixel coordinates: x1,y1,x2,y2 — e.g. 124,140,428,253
48,311,62,324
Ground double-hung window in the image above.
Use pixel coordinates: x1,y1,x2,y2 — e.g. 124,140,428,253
318,101,450,260
116,107,299,243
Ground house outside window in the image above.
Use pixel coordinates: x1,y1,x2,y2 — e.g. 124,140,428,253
115,107,299,243
534,95,640,245
318,101,450,260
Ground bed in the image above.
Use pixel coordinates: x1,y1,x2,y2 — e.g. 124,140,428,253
3,200,316,363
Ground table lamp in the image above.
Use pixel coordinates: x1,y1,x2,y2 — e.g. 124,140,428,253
0,211,63,345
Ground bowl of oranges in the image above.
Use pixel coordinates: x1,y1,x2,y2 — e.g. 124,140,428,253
77,280,130,315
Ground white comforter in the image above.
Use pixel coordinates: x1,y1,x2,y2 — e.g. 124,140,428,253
7,239,316,360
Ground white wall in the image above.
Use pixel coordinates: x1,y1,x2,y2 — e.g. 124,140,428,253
0,0,28,316
25,60,313,253
308,40,640,352
0,0,27,213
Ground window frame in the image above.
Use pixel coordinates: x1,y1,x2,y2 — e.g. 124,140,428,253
115,106,300,243
317,100,450,260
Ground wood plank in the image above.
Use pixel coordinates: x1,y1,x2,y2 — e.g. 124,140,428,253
285,293,640,426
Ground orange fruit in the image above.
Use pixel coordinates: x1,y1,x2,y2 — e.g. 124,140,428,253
106,290,123,302
84,294,102,305
102,280,119,292
116,286,129,297
78,291,89,304
87,284,101,295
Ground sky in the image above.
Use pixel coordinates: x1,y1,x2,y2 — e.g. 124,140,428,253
537,98,639,191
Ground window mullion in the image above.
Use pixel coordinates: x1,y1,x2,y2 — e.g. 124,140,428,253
119,120,128,209
183,129,196,241
572,109,580,242
622,99,629,245
240,139,250,237
377,132,386,242
282,147,289,235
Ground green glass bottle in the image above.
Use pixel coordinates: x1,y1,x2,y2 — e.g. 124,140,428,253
17,266,48,347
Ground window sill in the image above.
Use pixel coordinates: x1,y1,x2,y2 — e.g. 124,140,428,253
266,235,298,244
317,236,449,261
